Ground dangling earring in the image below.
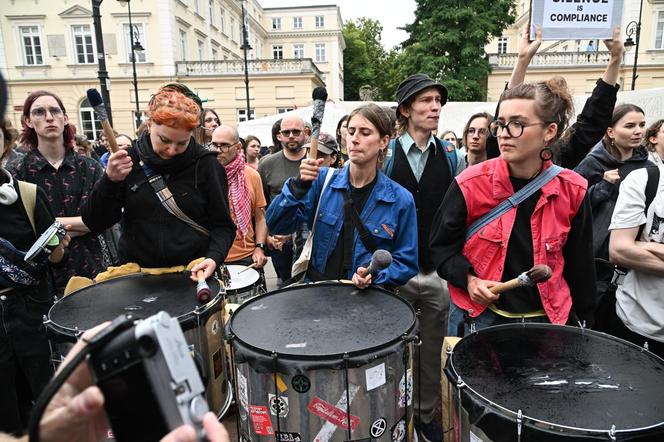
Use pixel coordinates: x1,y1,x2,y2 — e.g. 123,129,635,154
610,138,616,148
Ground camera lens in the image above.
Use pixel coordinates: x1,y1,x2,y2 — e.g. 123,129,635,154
138,335,158,358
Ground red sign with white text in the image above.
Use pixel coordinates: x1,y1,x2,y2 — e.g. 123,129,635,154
307,396,360,430
249,405,274,436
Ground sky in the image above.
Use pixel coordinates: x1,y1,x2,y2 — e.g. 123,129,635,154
258,0,416,49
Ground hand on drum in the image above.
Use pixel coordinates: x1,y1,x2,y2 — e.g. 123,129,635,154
352,267,372,290
38,323,229,442
252,247,268,268
300,157,324,182
190,258,217,282
467,275,500,305
106,149,133,183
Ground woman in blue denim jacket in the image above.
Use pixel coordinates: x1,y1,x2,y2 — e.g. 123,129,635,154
266,104,418,288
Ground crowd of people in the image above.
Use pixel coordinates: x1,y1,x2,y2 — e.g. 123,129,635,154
1,24,663,442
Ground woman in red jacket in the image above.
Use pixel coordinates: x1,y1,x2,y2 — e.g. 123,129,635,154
430,77,596,337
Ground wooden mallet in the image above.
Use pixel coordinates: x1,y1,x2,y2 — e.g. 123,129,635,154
489,264,552,294
308,86,328,160
86,88,119,153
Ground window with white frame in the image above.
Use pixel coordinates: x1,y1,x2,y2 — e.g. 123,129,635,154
123,23,147,62
497,37,508,54
314,43,326,62
209,0,214,25
79,98,102,141
230,17,236,41
272,17,281,30
179,30,187,61
220,7,226,34
71,24,95,64
237,108,255,122
212,47,218,60
293,16,302,29
315,16,324,28
272,44,283,59
656,11,664,49
293,43,304,59
19,26,44,65
277,107,294,114
197,39,205,60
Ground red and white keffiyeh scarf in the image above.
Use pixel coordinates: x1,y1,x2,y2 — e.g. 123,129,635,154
224,151,252,245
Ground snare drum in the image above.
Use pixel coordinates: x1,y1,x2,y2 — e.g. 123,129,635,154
45,272,233,418
445,324,664,441
228,282,419,442
223,264,263,304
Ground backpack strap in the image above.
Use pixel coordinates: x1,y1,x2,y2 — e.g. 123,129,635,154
384,137,458,178
17,180,37,235
383,138,397,177
637,165,660,239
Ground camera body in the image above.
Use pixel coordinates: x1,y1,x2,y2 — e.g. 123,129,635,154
88,312,209,441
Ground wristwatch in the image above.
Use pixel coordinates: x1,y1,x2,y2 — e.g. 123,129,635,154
255,243,267,251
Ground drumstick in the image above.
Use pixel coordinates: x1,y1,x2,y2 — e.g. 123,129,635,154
86,89,119,153
237,263,258,274
309,86,328,160
489,264,552,294
196,270,211,303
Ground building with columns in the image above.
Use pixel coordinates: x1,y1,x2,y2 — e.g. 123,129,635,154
485,0,664,101
0,0,345,138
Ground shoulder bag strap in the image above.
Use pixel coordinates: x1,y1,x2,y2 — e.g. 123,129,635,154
17,180,37,235
465,165,563,241
309,168,335,238
637,165,660,239
140,160,210,236
341,189,378,254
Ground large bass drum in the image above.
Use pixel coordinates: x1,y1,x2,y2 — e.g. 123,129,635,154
445,323,664,441
45,272,233,418
228,282,419,442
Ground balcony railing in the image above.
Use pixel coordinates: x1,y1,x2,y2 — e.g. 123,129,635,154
489,51,612,68
175,58,323,78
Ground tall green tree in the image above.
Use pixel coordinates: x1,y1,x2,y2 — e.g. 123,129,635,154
342,18,397,101
401,0,516,101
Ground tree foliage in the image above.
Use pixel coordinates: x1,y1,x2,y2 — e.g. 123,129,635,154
342,18,399,101
400,0,516,101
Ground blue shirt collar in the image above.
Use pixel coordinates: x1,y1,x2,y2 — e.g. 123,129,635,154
399,132,436,155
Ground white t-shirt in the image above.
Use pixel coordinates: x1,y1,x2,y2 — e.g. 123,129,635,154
609,165,664,342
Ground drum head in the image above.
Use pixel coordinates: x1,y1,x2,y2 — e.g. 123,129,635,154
230,282,416,359
449,324,664,434
48,273,221,334
225,265,260,290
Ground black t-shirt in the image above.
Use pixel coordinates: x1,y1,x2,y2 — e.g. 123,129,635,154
493,177,543,313
321,177,377,280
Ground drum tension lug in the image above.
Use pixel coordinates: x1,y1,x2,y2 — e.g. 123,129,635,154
609,424,616,441
516,409,522,442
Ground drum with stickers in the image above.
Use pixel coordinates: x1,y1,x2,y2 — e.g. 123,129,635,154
228,282,419,442
222,264,264,304
445,323,664,442
45,272,233,418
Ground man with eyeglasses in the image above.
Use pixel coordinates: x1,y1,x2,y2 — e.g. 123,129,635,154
8,91,105,295
257,115,308,285
212,125,268,275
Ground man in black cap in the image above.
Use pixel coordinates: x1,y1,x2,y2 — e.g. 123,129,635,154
383,73,463,442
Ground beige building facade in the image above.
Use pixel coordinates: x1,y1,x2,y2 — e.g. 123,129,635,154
485,0,664,101
0,0,345,139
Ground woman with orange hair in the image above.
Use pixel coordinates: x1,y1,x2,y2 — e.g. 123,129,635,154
82,84,236,280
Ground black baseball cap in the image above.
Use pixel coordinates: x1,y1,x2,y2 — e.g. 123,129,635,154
396,73,448,117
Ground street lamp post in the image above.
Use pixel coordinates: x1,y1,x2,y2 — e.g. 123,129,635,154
624,0,644,91
240,0,252,121
91,0,113,126
118,0,144,130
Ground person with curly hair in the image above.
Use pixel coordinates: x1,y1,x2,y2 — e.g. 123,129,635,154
82,84,236,280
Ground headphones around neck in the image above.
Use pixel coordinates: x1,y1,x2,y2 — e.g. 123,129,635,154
0,168,18,205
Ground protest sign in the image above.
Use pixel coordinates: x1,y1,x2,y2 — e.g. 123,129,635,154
530,0,623,40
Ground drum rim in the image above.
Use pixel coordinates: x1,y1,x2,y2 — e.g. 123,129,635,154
229,281,418,360
448,323,664,436
45,273,223,337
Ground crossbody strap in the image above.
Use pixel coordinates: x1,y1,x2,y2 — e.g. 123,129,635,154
309,168,334,238
140,161,210,236
17,180,37,235
341,189,378,254
465,165,563,241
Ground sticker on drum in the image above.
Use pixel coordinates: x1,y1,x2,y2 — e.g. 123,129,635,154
268,393,289,417
391,417,406,442
275,432,302,442
370,418,387,438
249,405,274,436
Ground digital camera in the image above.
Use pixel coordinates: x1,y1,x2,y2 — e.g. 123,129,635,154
88,311,209,442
